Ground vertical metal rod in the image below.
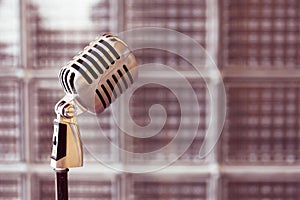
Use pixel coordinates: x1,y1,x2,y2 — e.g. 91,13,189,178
55,168,69,200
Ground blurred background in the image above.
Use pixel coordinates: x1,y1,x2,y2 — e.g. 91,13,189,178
0,0,300,199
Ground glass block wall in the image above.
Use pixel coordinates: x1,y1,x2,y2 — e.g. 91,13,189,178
0,0,299,199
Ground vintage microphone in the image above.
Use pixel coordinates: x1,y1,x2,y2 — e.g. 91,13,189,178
50,33,138,200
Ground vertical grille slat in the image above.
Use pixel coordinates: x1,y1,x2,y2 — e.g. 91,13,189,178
70,64,93,84
106,79,117,98
77,59,98,79
83,54,104,74
93,44,115,64
64,70,72,93
100,40,120,59
117,69,128,89
123,64,134,84
96,89,107,108
88,49,109,70
112,74,123,94
101,84,111,103
69,72,76,93
60,68,68,92
89,49,109,69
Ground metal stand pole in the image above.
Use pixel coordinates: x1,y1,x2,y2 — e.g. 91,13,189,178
54,168,69,200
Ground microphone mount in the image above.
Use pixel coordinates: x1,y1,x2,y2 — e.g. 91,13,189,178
51,96,84,169
51,96,85,200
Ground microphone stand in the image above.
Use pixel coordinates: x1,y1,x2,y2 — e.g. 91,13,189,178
54,168,69,200
50,97,83,200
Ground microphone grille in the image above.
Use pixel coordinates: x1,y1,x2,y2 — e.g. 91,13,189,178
95,64,135,110
59,34,138,113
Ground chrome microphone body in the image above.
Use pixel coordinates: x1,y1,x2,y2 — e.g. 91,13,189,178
50,34,138,169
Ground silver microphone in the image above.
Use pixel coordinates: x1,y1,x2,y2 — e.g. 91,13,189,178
58,33,138,114
51,34,138,169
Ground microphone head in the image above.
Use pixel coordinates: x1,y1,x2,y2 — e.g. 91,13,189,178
58,34,138,114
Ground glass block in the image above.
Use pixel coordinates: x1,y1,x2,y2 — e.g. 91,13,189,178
126,174,207,200
123,0,207,71
29,78,65,163
26,0,115,69
79,109,119,163
221,0,300,69
221,176,300,200
124,0,206,44
124,78,209,164
0,174,23,199
0,0,20,68
29,78,117,163
31,173,117,200
221,79,300,165
0,79,22,162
